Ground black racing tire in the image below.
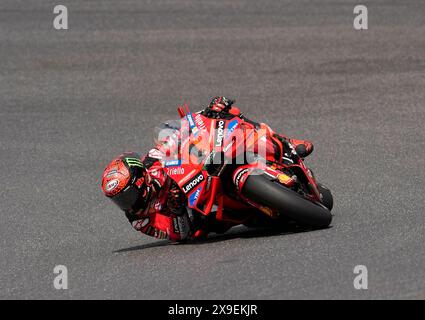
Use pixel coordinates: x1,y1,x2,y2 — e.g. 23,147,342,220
242,174,332,228
317,183,334,211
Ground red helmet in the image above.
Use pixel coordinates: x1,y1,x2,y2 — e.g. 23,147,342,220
101,152,151,213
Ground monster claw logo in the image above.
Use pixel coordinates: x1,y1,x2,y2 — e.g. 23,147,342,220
125,157,143,168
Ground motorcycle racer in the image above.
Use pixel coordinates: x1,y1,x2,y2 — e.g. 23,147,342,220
101,97,316,242
102,152,196,241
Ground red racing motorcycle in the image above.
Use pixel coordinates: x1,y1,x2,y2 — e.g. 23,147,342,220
156,104,333,233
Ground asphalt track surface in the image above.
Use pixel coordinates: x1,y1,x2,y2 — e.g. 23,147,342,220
1,0,424,299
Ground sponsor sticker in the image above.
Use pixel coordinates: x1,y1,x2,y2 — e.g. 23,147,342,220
277,173,292,185
105,179,119,192
182,172,204,194
164,159,181,167
186,113,196,128
215,120,225,147
195,114,206,130
166,167,185,176
260,206,274,217
125,157,144,167
189,186,202,206
178,169,197,185
186,113,198,135
226,120,238,138
234,168,249,191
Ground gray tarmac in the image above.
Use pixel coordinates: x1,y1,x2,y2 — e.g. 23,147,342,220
0,0,424,299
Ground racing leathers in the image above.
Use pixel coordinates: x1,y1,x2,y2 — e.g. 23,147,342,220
123,155,194,242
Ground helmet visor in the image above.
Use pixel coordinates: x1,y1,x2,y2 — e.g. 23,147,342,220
110,184,143,212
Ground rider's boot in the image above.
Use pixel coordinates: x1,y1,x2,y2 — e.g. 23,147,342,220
288,138,314,158
272,133,314,160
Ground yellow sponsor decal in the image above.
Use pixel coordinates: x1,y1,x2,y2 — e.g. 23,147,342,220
260,206,274,217
277,173,292,185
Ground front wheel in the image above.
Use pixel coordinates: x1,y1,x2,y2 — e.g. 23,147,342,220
318,183,333,211
242,174,332,228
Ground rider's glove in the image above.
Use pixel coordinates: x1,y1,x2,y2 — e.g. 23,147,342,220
209,96,234,111
203,96,235,118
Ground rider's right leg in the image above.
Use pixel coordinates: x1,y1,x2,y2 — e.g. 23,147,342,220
273,133,314,159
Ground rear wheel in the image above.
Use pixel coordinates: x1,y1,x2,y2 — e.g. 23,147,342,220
242,174,332,228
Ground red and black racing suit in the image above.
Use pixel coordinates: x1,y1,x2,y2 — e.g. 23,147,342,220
125,154,195,242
